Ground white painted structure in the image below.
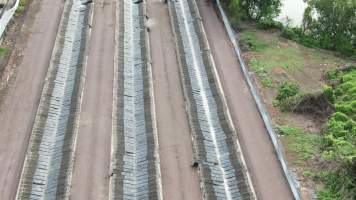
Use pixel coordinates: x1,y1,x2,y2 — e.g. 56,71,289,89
0,0,19,39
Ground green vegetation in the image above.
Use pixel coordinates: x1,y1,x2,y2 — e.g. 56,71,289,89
239,0,281,22
302,0,355,57
276,68,356,200
224,0,355,197
16,0,27,14
315,170,355,200
238,27,353,92
224,0,355,57
240,30,268,51
256,18,283,30
222,0,282,24
250,58,272,87
278,125,320,164
278,0,356,58
0,48,9,58
275,82,300,103
323,68,356,166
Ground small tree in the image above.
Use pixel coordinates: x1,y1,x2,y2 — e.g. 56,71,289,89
303,0,356,56
239,0,282,22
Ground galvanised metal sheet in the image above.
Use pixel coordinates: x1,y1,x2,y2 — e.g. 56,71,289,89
169,0,254,199
16,0,90,199
111,0,159,199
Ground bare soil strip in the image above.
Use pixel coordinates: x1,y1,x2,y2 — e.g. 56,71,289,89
69,0,115,199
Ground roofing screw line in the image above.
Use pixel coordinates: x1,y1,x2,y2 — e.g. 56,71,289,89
111,0,159,199
176,0,233,199
169,0,255,199
16,0,90,199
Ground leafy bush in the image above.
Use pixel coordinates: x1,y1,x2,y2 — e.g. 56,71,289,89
319,68,356,200
224,0,282,24
301,0,356,57
276,81,300,102
315,170,356,200
281,27,299,40
239,0,282,22
323,86,335,103
256,18,283,30
16,0,27,14
325,69,339,82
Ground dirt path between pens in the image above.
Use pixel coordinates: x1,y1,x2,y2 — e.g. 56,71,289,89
147,0,203,199
69,1,115,199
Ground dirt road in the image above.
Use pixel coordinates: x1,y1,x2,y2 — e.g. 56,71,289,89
0,0,64,199
196,0,294,199
147,0,202,199
69,1,115,199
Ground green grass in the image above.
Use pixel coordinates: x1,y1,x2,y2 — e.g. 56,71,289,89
250,58,273,87
241,29,304,71
240,27,354,90
241,30,269,52
315,170,355,200
0,48,9,58
278,125,321,164
16,0,27,14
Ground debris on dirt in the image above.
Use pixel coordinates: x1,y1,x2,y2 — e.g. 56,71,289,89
281,92,334,121
191,160,199,168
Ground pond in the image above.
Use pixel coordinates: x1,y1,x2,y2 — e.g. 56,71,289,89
277,0,308,27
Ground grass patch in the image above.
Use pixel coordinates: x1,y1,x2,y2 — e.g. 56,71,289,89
240,30,268,51
278,125,321,164
0,48,9,58
16,0,27,14
250,58,273,87
239,25,355,93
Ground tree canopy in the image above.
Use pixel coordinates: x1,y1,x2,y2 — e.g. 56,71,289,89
303,0,356,56
224,0,282,22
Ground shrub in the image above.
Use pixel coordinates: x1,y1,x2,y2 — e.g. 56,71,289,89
325,69,339,82
281,27,299,40
322,68,356,187
256,18,283,30
16,0,27,14
323,86,335,104
315,170,355,200
276,81,300,102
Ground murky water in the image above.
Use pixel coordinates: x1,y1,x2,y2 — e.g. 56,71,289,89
277,0,308,27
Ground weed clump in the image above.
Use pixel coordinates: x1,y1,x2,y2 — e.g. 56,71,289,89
16,0,27,14
275,81,300,102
